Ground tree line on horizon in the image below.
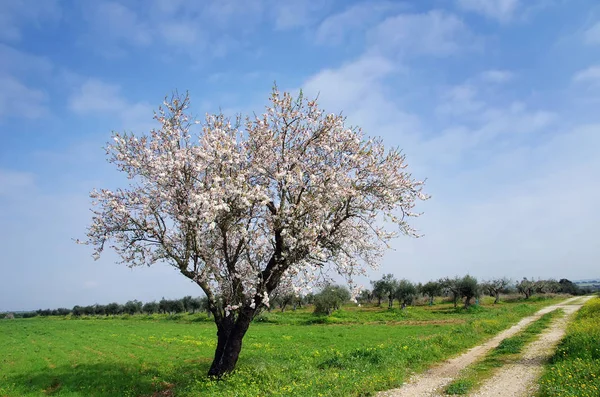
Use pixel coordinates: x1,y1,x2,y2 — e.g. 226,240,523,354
1,275,589,320
358,275,589,310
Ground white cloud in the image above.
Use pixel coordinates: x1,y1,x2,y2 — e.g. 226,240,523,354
583,21,600,45
83,1,152,50
0,44,54,76
0,45,54,121
69,79,125,114
0,169,35,197
315,1,404,45
479,69,514,83
437,84,485,116
573,65,600,84
159,22,205,47
272,0,330,30
456,0,519,22
297,53,600,282
78,0,271,59
303,55,395,108
69,79,154,131
368,10,473,57
0,0,61,41
0,76,47,119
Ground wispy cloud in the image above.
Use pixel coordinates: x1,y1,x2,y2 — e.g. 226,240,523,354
0,45,54,121
272,0,332,30
456,0,520,22
573,65,600,84
583,21,600,45
479,69,514,83
69,79,154,131
0,0,61,42
0,76,47,119
368,10,475,58
315,1,404,45
0,169,35,197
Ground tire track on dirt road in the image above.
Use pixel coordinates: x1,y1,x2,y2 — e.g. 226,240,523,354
470,296,593,397
376,296,590,397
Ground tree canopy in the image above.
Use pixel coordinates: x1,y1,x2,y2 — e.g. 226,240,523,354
81,87,427,376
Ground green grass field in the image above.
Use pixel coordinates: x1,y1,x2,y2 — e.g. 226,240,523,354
538,297,600,397
0,297,563,397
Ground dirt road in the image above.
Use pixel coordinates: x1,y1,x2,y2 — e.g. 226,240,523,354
376,296,592,397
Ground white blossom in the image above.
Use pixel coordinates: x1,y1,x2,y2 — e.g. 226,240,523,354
82,87,428,322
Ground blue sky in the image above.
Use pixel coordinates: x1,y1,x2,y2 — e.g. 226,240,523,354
1,0,599,311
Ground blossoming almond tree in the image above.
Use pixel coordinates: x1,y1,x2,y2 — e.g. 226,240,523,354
82,87,428,377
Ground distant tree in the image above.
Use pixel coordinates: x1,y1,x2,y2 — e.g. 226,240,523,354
303,293,315,305
105,302,123,315
459,275,479,308
198,297,212,317
543,279,562,293
164,299,185,314
6,313,14,319
159,298,169,314
72,305,83,316
188,297,203,314
83,305,97,315
395,279,417,309
36,309,52,316
357,289,373,305
269,279,298,313
292,294,304,310
482,278,510,304
181,296,194,313
371,279,386,307
142,301,159,314
420,281,442,306
558,279,581,295
440,277,462,308
372,274,398,309
123,300,142,315
517,278,536,299
95,304,107,316
313,285,351,315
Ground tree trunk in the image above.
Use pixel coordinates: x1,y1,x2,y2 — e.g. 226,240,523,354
429,296,434,306
494,292,500,304
388,295,393,309
207,307,255,378
464,296,472,309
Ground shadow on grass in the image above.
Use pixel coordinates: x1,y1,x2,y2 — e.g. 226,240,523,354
3,361,210,396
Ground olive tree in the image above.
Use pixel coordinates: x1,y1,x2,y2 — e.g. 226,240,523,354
371,279,387,306
482,278,510,304
459,275,479,308
517,278,536,299
313,284,351,315
372,274,398,309
80,87,427,377
420,280,442,306
395,279,417,309
440,277,461,308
